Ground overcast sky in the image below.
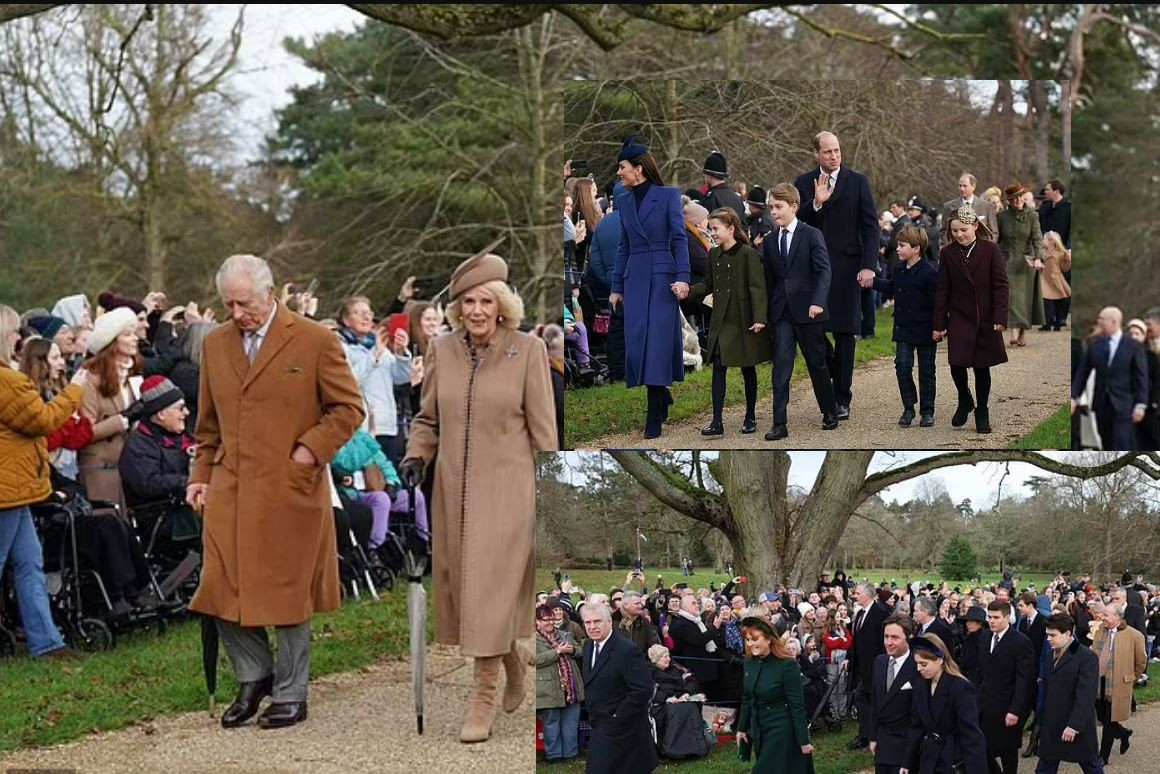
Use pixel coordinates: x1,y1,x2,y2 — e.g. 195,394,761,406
556,451,1079,509
205,4,363,161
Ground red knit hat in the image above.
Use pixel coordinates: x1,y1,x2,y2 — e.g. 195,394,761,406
139,375,184,417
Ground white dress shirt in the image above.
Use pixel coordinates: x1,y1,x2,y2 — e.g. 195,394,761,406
245,301,278,363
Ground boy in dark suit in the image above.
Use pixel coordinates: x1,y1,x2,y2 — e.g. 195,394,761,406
863,224,939,427
759,182,839,440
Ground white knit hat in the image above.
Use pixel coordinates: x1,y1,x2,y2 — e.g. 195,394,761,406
87,307,138,355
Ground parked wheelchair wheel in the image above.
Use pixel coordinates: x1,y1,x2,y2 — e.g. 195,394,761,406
74,618,114,652
0,625,17,658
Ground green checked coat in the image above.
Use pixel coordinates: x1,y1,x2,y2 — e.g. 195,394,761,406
688,241,773,367
997,206,1045,329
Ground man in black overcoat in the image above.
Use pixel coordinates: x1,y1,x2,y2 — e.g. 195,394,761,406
913,596,955,648
867,614,919,774
699,151,746,221
848,582,890,750
1036,613,1102,774
977,601,1036,774
794,131,879,420
580,602,658,774
668,593,721,699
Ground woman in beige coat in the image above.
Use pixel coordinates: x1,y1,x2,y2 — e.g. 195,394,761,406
401,246,557,743
77,307,142,515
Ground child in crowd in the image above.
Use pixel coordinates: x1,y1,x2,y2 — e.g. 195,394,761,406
933,205,1009,434
866,225,939,427
686,207,771,435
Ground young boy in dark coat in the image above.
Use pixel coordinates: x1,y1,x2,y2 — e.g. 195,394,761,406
865,224,939,427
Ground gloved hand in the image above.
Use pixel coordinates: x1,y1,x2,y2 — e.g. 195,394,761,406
399,458,425,489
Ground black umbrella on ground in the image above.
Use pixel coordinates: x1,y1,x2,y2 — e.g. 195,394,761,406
201,613,219,716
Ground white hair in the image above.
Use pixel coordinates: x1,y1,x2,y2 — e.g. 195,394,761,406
1105,602,1125,620
581,601,612,622
215,254,275,296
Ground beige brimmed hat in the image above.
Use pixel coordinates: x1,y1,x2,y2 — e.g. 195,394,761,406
449,237,507,300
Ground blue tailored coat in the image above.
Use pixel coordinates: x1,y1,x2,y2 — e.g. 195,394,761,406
611,184,690,388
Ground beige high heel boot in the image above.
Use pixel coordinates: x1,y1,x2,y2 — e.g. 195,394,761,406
460,656,502,743
501,640,527,713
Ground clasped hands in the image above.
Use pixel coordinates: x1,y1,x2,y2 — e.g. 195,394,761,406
670,281,690,300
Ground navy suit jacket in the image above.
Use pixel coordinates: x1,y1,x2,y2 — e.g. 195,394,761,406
868,652,919,766
581,630,658,774
760,220,831,325
1071,334,1148,417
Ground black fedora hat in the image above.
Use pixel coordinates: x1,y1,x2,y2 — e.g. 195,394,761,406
962,606,988,623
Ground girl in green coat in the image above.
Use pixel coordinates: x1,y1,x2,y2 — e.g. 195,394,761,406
688,208,773,436
737,616,815,774
996,183,1045,345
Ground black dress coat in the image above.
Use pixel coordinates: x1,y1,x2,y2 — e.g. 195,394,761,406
793,165,879,334
975,627,1035,754
933,239,1010,369
1016,613,1047,673
701,183,746,222
917,618,957,654
581,631,659,774
669,613,720,687
872,258,938,346
849,601,890,692
1037,636,1100,763
903,673,988,774
748,208,776,245
867,652,919,767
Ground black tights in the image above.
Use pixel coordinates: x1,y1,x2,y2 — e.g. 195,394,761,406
711,365,757,423
950,365,991,408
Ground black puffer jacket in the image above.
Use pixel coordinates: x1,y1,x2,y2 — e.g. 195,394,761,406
118,419,194,504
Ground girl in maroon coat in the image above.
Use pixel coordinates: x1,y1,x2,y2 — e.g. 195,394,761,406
933,205,1009,434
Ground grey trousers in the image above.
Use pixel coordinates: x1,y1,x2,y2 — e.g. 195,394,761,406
217,619,311,703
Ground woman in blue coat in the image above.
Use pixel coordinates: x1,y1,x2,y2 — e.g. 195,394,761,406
607,135,690,439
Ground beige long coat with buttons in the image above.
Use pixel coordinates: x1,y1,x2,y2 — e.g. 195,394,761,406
189,303,365,627
405,326,556,657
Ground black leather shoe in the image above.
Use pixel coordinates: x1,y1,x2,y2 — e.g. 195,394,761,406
919,412,934,427
764,424,789,441
740,418,757,434
836,405,850,421
701,422,724,436
952,394,975,427
822,414,839,430
221,675,274,728
258,701,308,729
898,409,915,427
975,407,992,434
1120,727,1132,755
847,736,869,750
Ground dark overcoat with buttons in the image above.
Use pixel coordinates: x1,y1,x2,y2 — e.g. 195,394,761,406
189,303,365,627
872,258,938,345
933,239,1010,369
688,241,773,367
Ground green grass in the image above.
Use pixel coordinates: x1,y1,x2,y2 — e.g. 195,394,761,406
536,568,1060,598
564,309,899,446
537,665,1160,773
0,585,430,753
1009,404,1070,449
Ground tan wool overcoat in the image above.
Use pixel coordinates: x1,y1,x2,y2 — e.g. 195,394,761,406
406,326,557,657
1090,622,1147,722
189,303,365,627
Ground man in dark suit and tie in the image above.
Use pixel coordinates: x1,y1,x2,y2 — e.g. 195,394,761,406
1071,306,1148,450
867,614,919,774
579,602,657,774
912,596,955,649
794,131,880,421
977,600,1036,774
759,182,840,439
848,582,890,750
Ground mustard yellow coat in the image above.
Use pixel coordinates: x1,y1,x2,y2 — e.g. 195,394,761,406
189,304,365,627
0,365,82,510
406,327,557,657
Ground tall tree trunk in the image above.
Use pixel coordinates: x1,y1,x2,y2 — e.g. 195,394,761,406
517,21,553,321
1059,79,1072,186
1028,79,1050,185
996,80,1014,183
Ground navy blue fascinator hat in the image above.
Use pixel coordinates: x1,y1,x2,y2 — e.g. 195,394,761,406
617,134,649,162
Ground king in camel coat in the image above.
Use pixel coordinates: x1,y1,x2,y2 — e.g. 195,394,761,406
189,302,365,627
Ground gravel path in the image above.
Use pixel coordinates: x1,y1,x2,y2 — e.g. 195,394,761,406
586,328,1068,450
0,641,534,774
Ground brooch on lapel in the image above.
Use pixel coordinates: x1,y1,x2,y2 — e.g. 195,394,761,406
505,346,520,358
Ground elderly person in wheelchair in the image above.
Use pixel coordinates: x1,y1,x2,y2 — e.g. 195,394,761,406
117,376,202,580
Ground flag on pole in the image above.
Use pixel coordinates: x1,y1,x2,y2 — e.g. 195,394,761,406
637,528,649,543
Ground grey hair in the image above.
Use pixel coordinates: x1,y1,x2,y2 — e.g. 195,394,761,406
855,582,875,598
1143,306,1160,323
914,597,938,617
960,173,978,187
180,321,216,366
581,601,612,622
1105,602,1125,619
622,590,642,604
215,254,275,296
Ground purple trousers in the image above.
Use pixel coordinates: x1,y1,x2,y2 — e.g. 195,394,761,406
565,322,590,366
357,490,429,548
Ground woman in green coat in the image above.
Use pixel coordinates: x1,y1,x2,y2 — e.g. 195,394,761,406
687,208,773,436
535,604,583,763
737,616,815,774
996,183,1045,346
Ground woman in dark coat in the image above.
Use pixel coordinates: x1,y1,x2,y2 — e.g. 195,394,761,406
737,617,814,774
608,135,690,439
688,208,772,436
901,634,988,774
933,205,1009,434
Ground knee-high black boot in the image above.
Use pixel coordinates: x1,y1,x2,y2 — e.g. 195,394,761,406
644,386,665,439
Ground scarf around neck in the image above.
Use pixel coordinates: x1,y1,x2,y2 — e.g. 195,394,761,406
678,609,717,653
540,627,579,704
339,326,376,350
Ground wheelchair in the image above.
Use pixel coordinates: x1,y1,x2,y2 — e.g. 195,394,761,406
123,492,203,607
